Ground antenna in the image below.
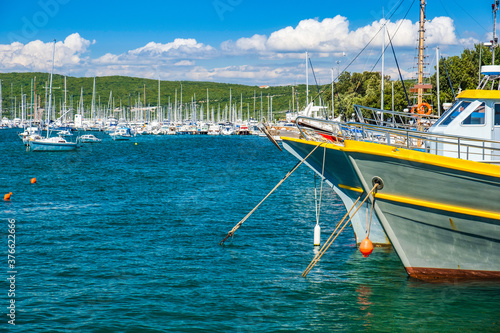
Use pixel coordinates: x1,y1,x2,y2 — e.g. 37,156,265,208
492,0,499,65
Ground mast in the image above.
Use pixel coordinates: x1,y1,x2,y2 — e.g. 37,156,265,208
158,77,160,122
64,76,67,123
31,79,33,125
91,77,96,122
436,47,440,116
493,0,499,65
47,39,56,138
305,51,309,105
381,24,386,110
417,0,426,105
0,79,2,120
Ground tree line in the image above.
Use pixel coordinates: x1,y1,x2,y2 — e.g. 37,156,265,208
0,44,497,121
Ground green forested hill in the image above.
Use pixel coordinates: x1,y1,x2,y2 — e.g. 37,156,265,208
0,45,494,121
0,73,310,120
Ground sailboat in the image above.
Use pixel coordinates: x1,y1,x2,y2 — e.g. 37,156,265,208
29,40,79,152
282,1,500,280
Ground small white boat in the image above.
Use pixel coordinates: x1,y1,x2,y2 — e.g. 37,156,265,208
19,126,42,145
79,134,101,143
221,125,234,136
207,124,220,135
109,127,133,140
57,130,73,136
237,124,251,135
29,136,79,151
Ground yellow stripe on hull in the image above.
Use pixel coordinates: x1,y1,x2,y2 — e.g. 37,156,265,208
337,183,500,221
281,136,500,179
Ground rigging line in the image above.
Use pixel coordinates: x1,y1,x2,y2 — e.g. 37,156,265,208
438,0,484,89
333,0,413,83
321,0,415,106
308,58,327,119
369,0,418,73
442,56,456,98
388,29,411,106
442,0,489,34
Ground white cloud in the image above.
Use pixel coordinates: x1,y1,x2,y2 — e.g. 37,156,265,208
0,15,467,86
0,33,90,72
175,60,195,66
223,15,460,57
93,38,217,68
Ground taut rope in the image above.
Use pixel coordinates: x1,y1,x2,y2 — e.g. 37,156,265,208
219,141,324,245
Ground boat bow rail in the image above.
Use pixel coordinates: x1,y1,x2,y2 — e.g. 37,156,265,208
353,105,440,129
295,116,500,163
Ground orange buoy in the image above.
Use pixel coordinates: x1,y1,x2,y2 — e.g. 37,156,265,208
4,192,12,201
31,178,37,184
359,237,373,258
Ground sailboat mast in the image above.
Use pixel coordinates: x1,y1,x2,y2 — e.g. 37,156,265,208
47,39,56,138
305,51,309,105
91,77,96,122
64,76,67,123
417,0,426,105
493,0,499,65
381,24,386,110
158,78,160,122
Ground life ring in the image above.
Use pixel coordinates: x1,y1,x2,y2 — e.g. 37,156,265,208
417,102,432,115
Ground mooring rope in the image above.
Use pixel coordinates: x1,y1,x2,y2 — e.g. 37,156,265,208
302,183,379,277
367,190,377,237
219,141,325,245
316,144,327,226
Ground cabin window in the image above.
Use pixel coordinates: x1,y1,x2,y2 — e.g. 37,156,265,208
462,102,486,125
495,104,500,126
438,101,471,126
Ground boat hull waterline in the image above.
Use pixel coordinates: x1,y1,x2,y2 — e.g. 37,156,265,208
29,139,79,151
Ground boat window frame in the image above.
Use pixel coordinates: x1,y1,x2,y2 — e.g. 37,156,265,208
436,101,472,127
494,103,500,126
461,102,487,126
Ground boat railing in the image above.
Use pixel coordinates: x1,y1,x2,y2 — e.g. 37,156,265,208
295,116,500,163
353,105,440,130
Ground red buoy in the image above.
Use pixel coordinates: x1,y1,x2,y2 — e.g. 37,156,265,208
4,192,12,201
359,237,373,258
31,178,37,184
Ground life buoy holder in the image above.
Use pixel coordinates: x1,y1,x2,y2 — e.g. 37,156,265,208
411,102,432,115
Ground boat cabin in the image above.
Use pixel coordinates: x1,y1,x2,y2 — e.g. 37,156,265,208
428,66,500,162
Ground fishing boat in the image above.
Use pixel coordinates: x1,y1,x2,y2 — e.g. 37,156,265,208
281,2,500,280
79,134,102,143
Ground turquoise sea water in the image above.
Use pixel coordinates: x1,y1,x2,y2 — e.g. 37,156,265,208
0,129,499,332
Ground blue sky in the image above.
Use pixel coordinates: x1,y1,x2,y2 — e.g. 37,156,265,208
0,0,494,85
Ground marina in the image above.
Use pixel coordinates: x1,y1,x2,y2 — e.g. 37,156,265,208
1,0,500,330
1,130,499,331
